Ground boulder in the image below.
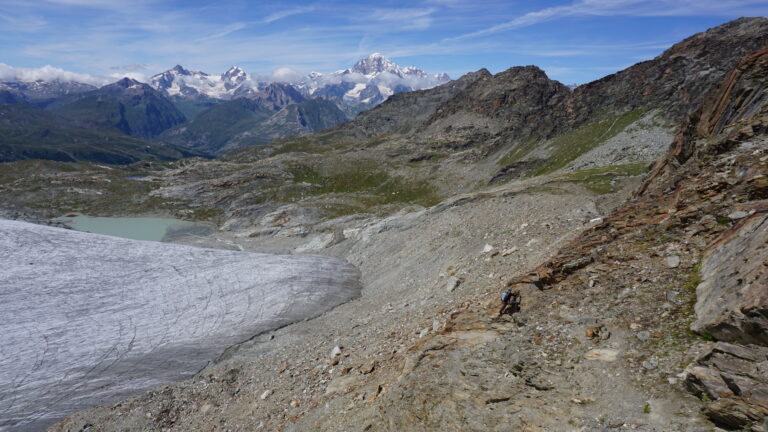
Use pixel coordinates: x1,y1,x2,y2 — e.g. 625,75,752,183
692,213,768,345
684,342,768,429
665,255,681,268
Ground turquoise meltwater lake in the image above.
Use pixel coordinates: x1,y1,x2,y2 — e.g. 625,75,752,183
54,215,214,242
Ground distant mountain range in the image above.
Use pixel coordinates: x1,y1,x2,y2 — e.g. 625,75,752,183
0,80,96,107
0,54,449,162
148,53,450,109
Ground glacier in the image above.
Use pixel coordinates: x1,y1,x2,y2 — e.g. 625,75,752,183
0,220,361,431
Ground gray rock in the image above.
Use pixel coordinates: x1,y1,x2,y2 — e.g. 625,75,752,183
501,247,518,257
666,290,683,304
642,358,658,370
637,331,652,341
665,255,681,268
331,346,343,358
584,349,619,362
0,220,361,431
728,210,749,220
446,276,461,292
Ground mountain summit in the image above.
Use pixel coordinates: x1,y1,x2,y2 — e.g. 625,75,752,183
349,53,403,76
303,53,450,108
221,66,248,90
344,53,431,79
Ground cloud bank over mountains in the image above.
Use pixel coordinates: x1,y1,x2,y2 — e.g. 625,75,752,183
0,63,105,86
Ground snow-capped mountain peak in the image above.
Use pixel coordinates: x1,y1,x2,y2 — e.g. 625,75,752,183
222,66,246,80
308,53,450,106
221,66,248,90
150,65,244,99
350,52,402,76
170,64,191,75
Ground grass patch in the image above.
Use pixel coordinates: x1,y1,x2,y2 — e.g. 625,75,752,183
270,134,359,157
497,137,539,167
270,138,330,156
549,163,649,194
281,162,440,214
530,109,646,176
0,159,218,221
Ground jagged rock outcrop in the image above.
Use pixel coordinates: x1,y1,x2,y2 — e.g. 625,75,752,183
323,69,491,139
48,78,187,139
685,342,768,429
249,82,306,111
424,18,768,169
562,17,768,128
692,212,768,345
426,66,571,140
638,46,768,196
0,220,361,431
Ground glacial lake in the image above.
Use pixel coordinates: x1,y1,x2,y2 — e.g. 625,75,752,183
54,215,215,242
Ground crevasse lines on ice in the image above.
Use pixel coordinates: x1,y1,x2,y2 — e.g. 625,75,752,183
0,220,361,430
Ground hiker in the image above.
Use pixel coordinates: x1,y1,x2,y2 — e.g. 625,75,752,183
499,288,521,316
509,290,521,313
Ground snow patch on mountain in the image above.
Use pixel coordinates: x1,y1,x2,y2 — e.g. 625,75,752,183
149,65,259,99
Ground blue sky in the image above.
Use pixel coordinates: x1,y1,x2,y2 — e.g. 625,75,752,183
0,0,767,85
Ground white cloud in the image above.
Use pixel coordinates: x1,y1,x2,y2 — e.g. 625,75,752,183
0,12,46,32
369,7,437,30
260,6,315,24
110,64,149,72
0,63,106,85
268,67,303,82
447,0,768,41
197,22,248,42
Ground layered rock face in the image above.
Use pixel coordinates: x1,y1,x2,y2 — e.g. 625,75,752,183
692,213,768,345
637,47,768,429
0,220,360,431
685,342,768,429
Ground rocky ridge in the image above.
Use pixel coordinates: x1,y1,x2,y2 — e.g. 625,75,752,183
48,78,188,139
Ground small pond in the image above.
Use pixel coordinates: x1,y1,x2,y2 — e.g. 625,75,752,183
54,214,215,242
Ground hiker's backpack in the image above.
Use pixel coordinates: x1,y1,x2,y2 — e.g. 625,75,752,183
501,291,510,302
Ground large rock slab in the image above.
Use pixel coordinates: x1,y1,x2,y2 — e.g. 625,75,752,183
0,220,361,432
684,342,768,429
692,212,768,345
